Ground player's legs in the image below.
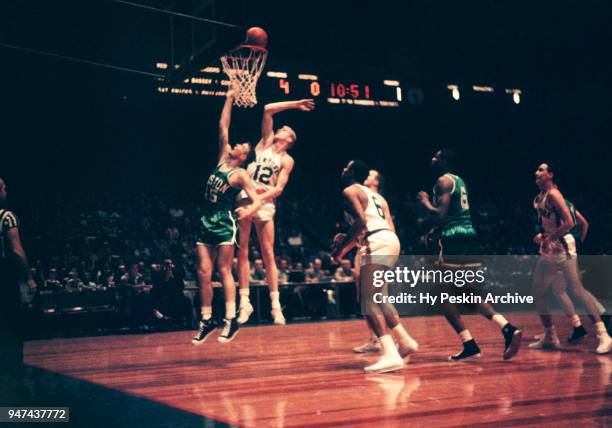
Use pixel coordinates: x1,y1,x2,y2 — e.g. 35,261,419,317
442,303,482,361
529,257,561,349
216,244,240,343
436,238,482,360
561,257,611,353
237,216,254,324
352,250,381,353
192,244,218,345
549,273,588,343
378,285,419,358
254,219,285,325
360,263,404,373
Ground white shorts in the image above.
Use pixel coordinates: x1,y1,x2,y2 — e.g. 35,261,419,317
359,230,400,267
252,201,276,223
539,234,577,261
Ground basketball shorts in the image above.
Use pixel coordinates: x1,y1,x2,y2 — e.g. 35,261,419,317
539,233,577,261
196,211,237,247
437,234,481,267
252,201,276,223
359,229,400,267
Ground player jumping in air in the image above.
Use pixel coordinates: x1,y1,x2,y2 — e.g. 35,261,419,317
192,86,262,345
236,98,315,325
332,160,417,374
417,149,522,361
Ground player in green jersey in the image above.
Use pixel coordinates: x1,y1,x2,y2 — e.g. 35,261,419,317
417,149,522,361
192,85,262,346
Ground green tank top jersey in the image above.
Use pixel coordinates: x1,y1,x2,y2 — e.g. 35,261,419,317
565,199,582,241
202,163,241,214
435,173,476,238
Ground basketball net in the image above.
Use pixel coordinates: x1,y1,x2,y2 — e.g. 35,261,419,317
221,45,268,108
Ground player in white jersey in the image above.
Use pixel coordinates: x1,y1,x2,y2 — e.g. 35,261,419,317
350,170,418,356
332,160,417,374
529,162,611,354
534,198,608,343
236,98,315,325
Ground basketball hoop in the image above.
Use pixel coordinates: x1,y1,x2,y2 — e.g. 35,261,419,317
221,45,268,108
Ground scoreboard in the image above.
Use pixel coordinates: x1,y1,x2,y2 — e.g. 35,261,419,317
155,61,402,108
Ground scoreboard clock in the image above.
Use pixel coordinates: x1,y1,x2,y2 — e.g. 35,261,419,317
155,62,402,108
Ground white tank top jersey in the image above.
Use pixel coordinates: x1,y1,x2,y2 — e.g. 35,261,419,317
356,184,390,233
247,146,283,192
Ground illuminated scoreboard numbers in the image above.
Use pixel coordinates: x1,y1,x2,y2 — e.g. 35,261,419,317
310,81,320,96
330,83,369,99
279,79,290,95
155,61,402,107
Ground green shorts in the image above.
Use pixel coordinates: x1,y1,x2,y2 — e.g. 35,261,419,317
196,210,237,247
436,234,481,267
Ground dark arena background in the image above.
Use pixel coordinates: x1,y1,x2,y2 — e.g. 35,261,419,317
1,1,611,427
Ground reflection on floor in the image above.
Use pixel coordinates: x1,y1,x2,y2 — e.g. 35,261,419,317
16,314,612,427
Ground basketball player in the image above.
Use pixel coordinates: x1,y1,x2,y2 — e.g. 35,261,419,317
192,86,262,345
534,199,608,343
236,98,315,325
417,149,522,361
351,170,418,356
332,160,417,374
528,163,611,354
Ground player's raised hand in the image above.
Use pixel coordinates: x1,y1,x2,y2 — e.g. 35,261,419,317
226,82,239,99
296,99,315,111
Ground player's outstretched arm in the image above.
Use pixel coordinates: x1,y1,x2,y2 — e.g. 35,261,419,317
218,85,237,162
575,209,589,243
232,170,262,220
416,175,453,220
332,186,367,262
256,155,295,201
259,99,315,149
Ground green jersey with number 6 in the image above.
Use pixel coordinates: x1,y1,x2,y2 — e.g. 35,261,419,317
434,173,476,238
197,162,241,246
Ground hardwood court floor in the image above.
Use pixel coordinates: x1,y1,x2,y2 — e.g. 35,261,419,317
24,314,611,427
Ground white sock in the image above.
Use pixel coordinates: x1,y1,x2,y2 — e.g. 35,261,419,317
570,314,582,328
201,306,212,321
225,301,236,319
270,291,281,309
595,321,608,336
459,330,473,343
392,324,416,347
239,288,251,306
379,334,400,357
370,334,380,344
491,314,508,329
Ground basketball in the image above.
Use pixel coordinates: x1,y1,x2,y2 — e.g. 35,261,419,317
245,27,268,48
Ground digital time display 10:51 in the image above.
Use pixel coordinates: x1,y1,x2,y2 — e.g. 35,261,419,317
271,74,401,107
